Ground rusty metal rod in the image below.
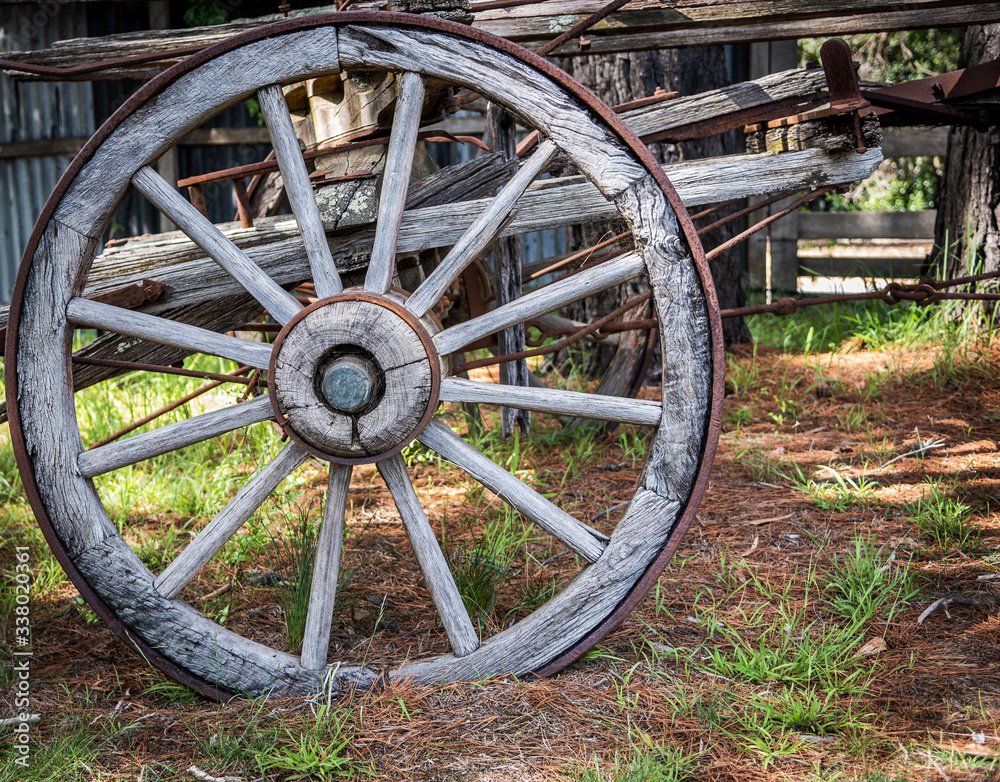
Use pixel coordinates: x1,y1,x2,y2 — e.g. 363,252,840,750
72,356,259,386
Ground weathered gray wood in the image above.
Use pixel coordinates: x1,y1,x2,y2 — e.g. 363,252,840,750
132,166,302,324
51,28,341,241
65,298,272,370
487,104,533,439
619,67,828,141
434,252,646,355
270,298,435,459
155,443,309,600
365,71,425,294
798,209,936,240
338,25,648,199
0,145,883,335
258,84,342,299
8,4,997,74
439,378,661,427
474,0,1000,56
78,396,274,479
408,139,558,318
300,464,351,670
406,153,515,209
417,420,607,560
377,453,479,657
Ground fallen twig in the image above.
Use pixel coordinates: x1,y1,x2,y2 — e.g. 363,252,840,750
187,766,244,782
917,595,982,624
877,439,946,471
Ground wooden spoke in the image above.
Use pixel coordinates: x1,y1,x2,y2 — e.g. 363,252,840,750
364,71,425,294
131,166,302,324
406,139,559,318
377,453,479,657
66,297,272,369
417,420,607,562
154,443,309,600
439,378,661,428
79,395,274,478
257,84,342,300
434,252,646,355
300,464,351,670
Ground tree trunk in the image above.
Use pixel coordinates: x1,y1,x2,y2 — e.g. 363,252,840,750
558,47,751,349
933,23,1000,316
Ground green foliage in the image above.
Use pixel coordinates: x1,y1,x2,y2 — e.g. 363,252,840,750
903,480,980,549
791,465,878,512
261,705,374,779
266,497,321,652
184,0,229,27
0,440,22,504
824,537,919,622
579,746,698,782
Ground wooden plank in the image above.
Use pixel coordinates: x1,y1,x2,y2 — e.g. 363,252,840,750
78,396,274,479
417,420,608,561
258,84,342,299
51,28,341,239
65,298,273,369
5,3,997,77
407,139,558,318
0,145,882,335
797,210,936,240
377,453,480,658
132,166,303,324
439,378,661,427
337,24,648,199
435,252,647,356
154,443,309,600
365,71,424,294
300,464,351,671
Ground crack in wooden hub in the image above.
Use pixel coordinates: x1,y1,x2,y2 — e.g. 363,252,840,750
268,292,441,463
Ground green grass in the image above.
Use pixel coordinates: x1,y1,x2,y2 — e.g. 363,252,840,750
579,745,698,782
902,480,980,549
791,465,878,511
823,537,920,623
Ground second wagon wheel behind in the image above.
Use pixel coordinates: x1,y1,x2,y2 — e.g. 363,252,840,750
5,13,722,698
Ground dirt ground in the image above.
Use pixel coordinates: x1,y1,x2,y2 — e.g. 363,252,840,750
4,342,1000,781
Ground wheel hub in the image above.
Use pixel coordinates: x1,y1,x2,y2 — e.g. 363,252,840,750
268,291,441,463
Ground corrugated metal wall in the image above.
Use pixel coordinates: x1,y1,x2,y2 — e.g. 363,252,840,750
0,3,95,301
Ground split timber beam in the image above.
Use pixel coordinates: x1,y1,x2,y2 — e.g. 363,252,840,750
2,1,999,79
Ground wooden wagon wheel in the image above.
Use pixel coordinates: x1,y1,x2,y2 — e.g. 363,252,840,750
4,13,722,699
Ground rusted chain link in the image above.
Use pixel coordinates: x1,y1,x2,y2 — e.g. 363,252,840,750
722,276,1000,319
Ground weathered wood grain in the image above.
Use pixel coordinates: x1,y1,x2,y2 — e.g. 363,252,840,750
365,71,425,294
338,24,648,199
408,138,558,318
78,396,274,479
300,464,351,671
155,443,309,600
258,84,342,299
132,166,302,324
434,252,646,355
378,453,479,657
417,420,608,561
439,378,661,426
7,4,997,74
65,298,272,370
51,28,341,240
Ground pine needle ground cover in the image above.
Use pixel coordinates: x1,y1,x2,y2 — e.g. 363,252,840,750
2,325,1000,781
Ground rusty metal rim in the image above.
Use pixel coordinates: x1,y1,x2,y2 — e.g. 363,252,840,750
267,290,442,465
4,11,722,696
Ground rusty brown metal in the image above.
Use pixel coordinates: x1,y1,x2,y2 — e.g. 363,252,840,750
71,356,259,386
188,184,209,218
233,178,254,229
535,0,632,58
4,12,722,694
704,187,832,263
452,290,653,374
526,231,632,282
267,291,442,466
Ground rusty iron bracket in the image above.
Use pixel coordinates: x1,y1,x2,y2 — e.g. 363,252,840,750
745,39,871,153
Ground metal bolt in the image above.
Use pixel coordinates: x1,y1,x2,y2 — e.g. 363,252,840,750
321,356,377,413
